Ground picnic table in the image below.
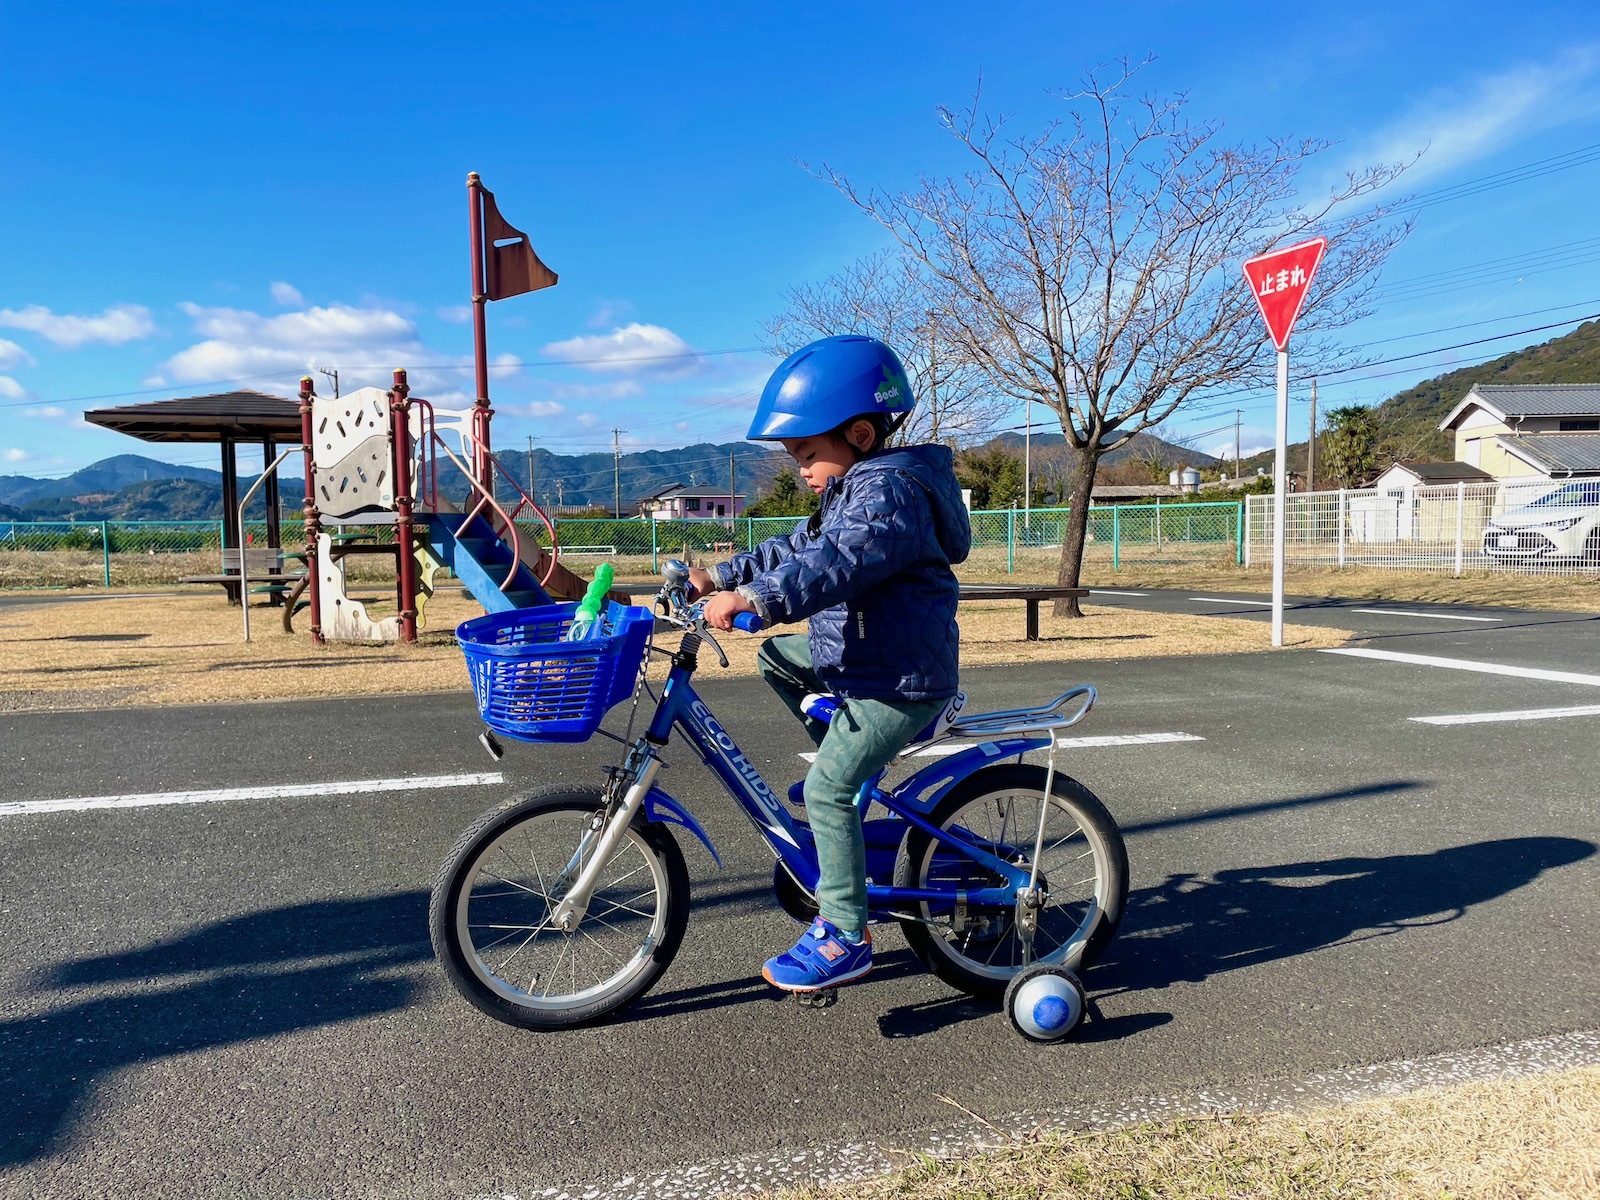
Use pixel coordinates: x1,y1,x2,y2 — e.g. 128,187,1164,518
958,584,1088,641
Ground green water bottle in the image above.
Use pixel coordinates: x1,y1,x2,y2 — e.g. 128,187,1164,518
566,563,614,641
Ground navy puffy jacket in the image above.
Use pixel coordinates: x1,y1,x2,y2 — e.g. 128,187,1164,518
714,444,971,702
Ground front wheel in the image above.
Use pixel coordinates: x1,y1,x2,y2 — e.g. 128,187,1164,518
896,764,1128,998
428,787,690,1029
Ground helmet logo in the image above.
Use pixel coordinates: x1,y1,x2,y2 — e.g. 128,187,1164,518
874,365,908,410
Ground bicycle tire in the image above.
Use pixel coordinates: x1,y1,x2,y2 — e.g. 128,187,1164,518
896,764,1127,998
429,787,690,1029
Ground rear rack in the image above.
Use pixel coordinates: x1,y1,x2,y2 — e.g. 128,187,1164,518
943,685,1097,741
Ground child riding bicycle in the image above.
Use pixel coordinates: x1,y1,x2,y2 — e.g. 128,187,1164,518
690,334,972,994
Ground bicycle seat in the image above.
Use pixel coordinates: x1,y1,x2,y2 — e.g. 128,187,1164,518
800,691,969,751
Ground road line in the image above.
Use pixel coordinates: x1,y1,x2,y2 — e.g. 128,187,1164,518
1411,703,1600,726
799,731,1204,762
1088,589,1149,597
0,772,505,818
1188,596,1274,606
1321,647,1600,687
1351,608,1503,622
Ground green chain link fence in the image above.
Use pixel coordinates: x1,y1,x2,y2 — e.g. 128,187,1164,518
0,501,1243,589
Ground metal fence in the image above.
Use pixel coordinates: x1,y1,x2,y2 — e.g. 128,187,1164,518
0,502,1246,588
1245,479,1600,575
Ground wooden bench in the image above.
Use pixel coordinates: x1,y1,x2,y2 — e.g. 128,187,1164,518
181,548,306,605
958,584,1089,641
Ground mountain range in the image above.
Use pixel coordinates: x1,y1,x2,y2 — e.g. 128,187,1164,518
7,323,1594,521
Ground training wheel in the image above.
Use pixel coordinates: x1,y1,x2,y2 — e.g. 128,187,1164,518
1004,964,1086,1043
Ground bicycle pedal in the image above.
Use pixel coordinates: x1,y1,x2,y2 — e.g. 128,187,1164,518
796,989,838,1009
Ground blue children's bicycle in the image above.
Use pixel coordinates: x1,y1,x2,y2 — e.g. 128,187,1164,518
429,561,1129,1042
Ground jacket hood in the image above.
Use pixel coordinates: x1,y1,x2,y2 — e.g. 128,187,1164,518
852,443,971,560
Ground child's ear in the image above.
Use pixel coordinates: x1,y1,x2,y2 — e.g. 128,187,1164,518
844,419,877,455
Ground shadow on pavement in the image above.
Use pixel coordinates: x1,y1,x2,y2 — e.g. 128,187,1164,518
1092,836,1596,998
1,891,431,1171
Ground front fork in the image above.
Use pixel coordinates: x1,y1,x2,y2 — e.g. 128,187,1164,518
548,742,661,932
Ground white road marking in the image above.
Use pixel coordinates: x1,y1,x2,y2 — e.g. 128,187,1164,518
1351,608,1503,622
1411,704,1600,726
798,731,1203,763
1088,589,1150,597
1188,596,1275,606
0,772,505,818
1322,647,1600,688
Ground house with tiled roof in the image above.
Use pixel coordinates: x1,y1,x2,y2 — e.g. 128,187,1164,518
1437,384,1600,480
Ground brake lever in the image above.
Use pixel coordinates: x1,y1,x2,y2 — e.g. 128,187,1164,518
699,628,731,669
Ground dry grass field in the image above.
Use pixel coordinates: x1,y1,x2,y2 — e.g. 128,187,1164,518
784,1065,1600,1200
0,590,1347,712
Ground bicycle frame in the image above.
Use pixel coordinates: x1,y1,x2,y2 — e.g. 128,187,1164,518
641,641,1052,913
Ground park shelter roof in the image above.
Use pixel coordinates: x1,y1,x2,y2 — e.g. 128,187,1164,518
1495,433,1600,476
1438,383,1600,430
83,390,303,443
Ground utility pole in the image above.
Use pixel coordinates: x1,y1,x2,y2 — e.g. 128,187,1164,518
1307,378,1318,492
1234,409,1242,478
926,310,938,440
611,428,626,518
526,435,537,503
728,451,736,522
317,367,339,398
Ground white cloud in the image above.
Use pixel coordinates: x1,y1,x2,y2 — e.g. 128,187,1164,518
1347,47,1600,188
0,376,24,399
22,405,66,419
0,303,156,347
161,300,425,384
437,305,472,323
587,299,634,328
3,448,32,463
521,401,567,417
270,281,304,307
542,323,699,374
0,338,34,369
575,412,598,427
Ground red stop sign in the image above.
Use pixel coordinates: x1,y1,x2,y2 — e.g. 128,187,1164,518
1242,237,1327,351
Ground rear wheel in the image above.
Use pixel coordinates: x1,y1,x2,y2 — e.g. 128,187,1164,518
429,787,690,1029
896,764,1127,998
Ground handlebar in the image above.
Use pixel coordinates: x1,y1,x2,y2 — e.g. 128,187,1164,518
731,612,765,633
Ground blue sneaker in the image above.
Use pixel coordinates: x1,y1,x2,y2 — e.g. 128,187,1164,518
762,918,872,992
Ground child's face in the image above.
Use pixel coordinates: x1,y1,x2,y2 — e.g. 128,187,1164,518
780,422,875,493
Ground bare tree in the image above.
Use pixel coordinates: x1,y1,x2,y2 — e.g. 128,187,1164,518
817,62,1410,614
764,250,1010,443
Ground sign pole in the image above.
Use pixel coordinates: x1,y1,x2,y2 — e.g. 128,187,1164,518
1241,235,1327,650
1272,348,1289,647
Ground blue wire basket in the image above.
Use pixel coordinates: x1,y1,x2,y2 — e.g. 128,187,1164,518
457,600,655,743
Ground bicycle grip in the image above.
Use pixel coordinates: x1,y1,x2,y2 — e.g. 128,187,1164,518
732,612,765,633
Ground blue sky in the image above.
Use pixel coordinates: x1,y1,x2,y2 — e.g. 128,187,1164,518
3,1,1600,479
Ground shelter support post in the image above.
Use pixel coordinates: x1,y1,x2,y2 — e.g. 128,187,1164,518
220,434,242,605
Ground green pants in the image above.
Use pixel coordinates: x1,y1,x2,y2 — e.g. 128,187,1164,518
756,634,944,935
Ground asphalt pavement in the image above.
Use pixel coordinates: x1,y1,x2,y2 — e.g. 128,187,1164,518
1,605,1597,1198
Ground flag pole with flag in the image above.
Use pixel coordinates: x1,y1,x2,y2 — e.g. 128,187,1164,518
466,172,559,491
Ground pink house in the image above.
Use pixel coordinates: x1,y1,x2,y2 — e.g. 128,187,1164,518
637,483,747,520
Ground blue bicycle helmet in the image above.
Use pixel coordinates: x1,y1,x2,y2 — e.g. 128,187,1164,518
747,335,915,441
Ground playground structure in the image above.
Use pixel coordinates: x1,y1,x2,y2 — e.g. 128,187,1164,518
293,368,601,644
287,169,608,643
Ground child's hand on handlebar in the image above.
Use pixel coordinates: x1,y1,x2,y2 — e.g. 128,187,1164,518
686,567,718,600
701,590,755,631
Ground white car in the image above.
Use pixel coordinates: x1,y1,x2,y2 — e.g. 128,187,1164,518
1482,479,1600,564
